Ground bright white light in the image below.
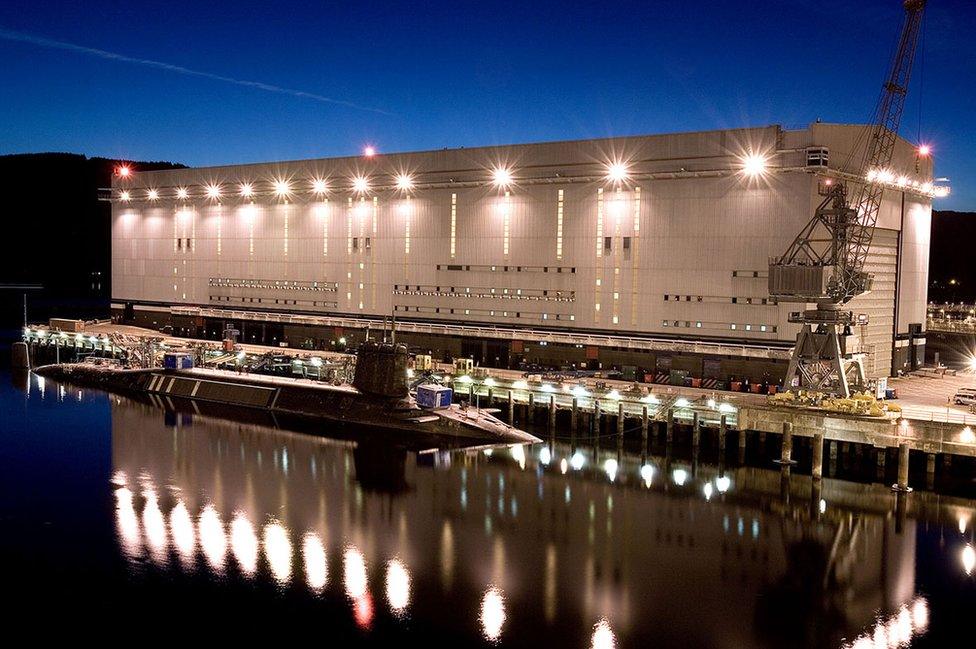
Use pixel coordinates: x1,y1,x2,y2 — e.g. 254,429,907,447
363,145,377,157
741,153,768,177
198,504,227,571
512,379,528,390
604,458,618,482
511,444,526,469
480,586,506,642
230,512,258,575
961,427,976,444
540,383,556,393
715,475,731,493
456,374,473,384
718,402,735,413
591,618,616,649
205,184,222,200
344,546,368,599
492,167,514,188
116,164,131,178
353,176,370,193
703,482,714,500
119,190,131,202
918,144,931,157
395,173,414,191
641,393,659,404
141,488,168,563
672,468,688,486
606,389,622,400
539,446,552,465
912,598,929,631
176,187,188,200
819,498,827,514
115,486,141,558
484,377,496,387
170,501,195,564
263,521,293,583
302,532,328,591
606,162,629,184
572,385,589,398
274,179,291,197
675,397,690,408
311,178,328,194
239,182,254,198
640,464,654,486
146,189,159,201
707,398,716,409
963,544,976,575
559,458,568,474
570,451,586,471
386,558,411,614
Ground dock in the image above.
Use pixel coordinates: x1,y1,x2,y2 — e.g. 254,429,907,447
18,320,976,492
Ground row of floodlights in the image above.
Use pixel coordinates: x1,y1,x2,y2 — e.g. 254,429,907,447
865,167,950,197
452,374,736,412
114,155,773,203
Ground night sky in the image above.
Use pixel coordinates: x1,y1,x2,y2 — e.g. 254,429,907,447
1,0,973,211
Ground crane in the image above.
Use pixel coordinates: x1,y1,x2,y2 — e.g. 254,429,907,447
768,0,927,398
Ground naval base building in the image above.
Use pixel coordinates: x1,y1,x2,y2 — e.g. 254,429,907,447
110,123,936,386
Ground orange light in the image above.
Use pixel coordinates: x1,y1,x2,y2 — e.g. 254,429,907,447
395,173,414,191
492,167,514,188
606,161,629,184
116,165,131,178
353,176,370,193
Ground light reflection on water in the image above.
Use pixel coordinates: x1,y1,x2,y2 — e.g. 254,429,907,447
16,372,976,646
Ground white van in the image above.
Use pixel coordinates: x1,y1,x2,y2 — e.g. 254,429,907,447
953,388,976,405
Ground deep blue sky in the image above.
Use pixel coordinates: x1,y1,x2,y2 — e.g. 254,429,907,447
0,0,973,210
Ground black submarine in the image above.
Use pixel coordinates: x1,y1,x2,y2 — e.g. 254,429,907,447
34,339,540,446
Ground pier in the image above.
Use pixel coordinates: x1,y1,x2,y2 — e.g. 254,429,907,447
18,320,976,493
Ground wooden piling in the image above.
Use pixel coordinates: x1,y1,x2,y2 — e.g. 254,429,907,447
507,390,514,424
666,409,674,444
812,432,824,480
548,395,556,433
776,421,795,465
719,415,727,455
571,397,578,435
893,443,911,492
617,403,625,436
641,407,649,459
692,413,700,448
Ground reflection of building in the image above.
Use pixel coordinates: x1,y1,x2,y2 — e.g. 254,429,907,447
110,395,924,646
110,124,932,380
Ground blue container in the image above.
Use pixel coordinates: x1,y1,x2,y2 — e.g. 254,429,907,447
163,352,194,370
416,384,453,409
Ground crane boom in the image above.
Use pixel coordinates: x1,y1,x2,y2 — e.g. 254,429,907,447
768,0,927,397
842,0,926,303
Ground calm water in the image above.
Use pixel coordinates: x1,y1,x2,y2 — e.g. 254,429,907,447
2,368,975,646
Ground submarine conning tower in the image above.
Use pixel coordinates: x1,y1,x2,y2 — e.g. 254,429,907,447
352,340,410,399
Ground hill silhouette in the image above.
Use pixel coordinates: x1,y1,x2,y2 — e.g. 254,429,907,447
0,153,185,330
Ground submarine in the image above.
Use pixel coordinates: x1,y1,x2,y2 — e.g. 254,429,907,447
34,339,540,446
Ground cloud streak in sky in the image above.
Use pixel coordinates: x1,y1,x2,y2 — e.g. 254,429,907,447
0,27,392,115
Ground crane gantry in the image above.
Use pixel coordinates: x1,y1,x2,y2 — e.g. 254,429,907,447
768,0,928,397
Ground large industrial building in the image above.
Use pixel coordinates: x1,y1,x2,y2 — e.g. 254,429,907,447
110,123,938,386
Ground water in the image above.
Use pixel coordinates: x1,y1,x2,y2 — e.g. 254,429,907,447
2,368,975,646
